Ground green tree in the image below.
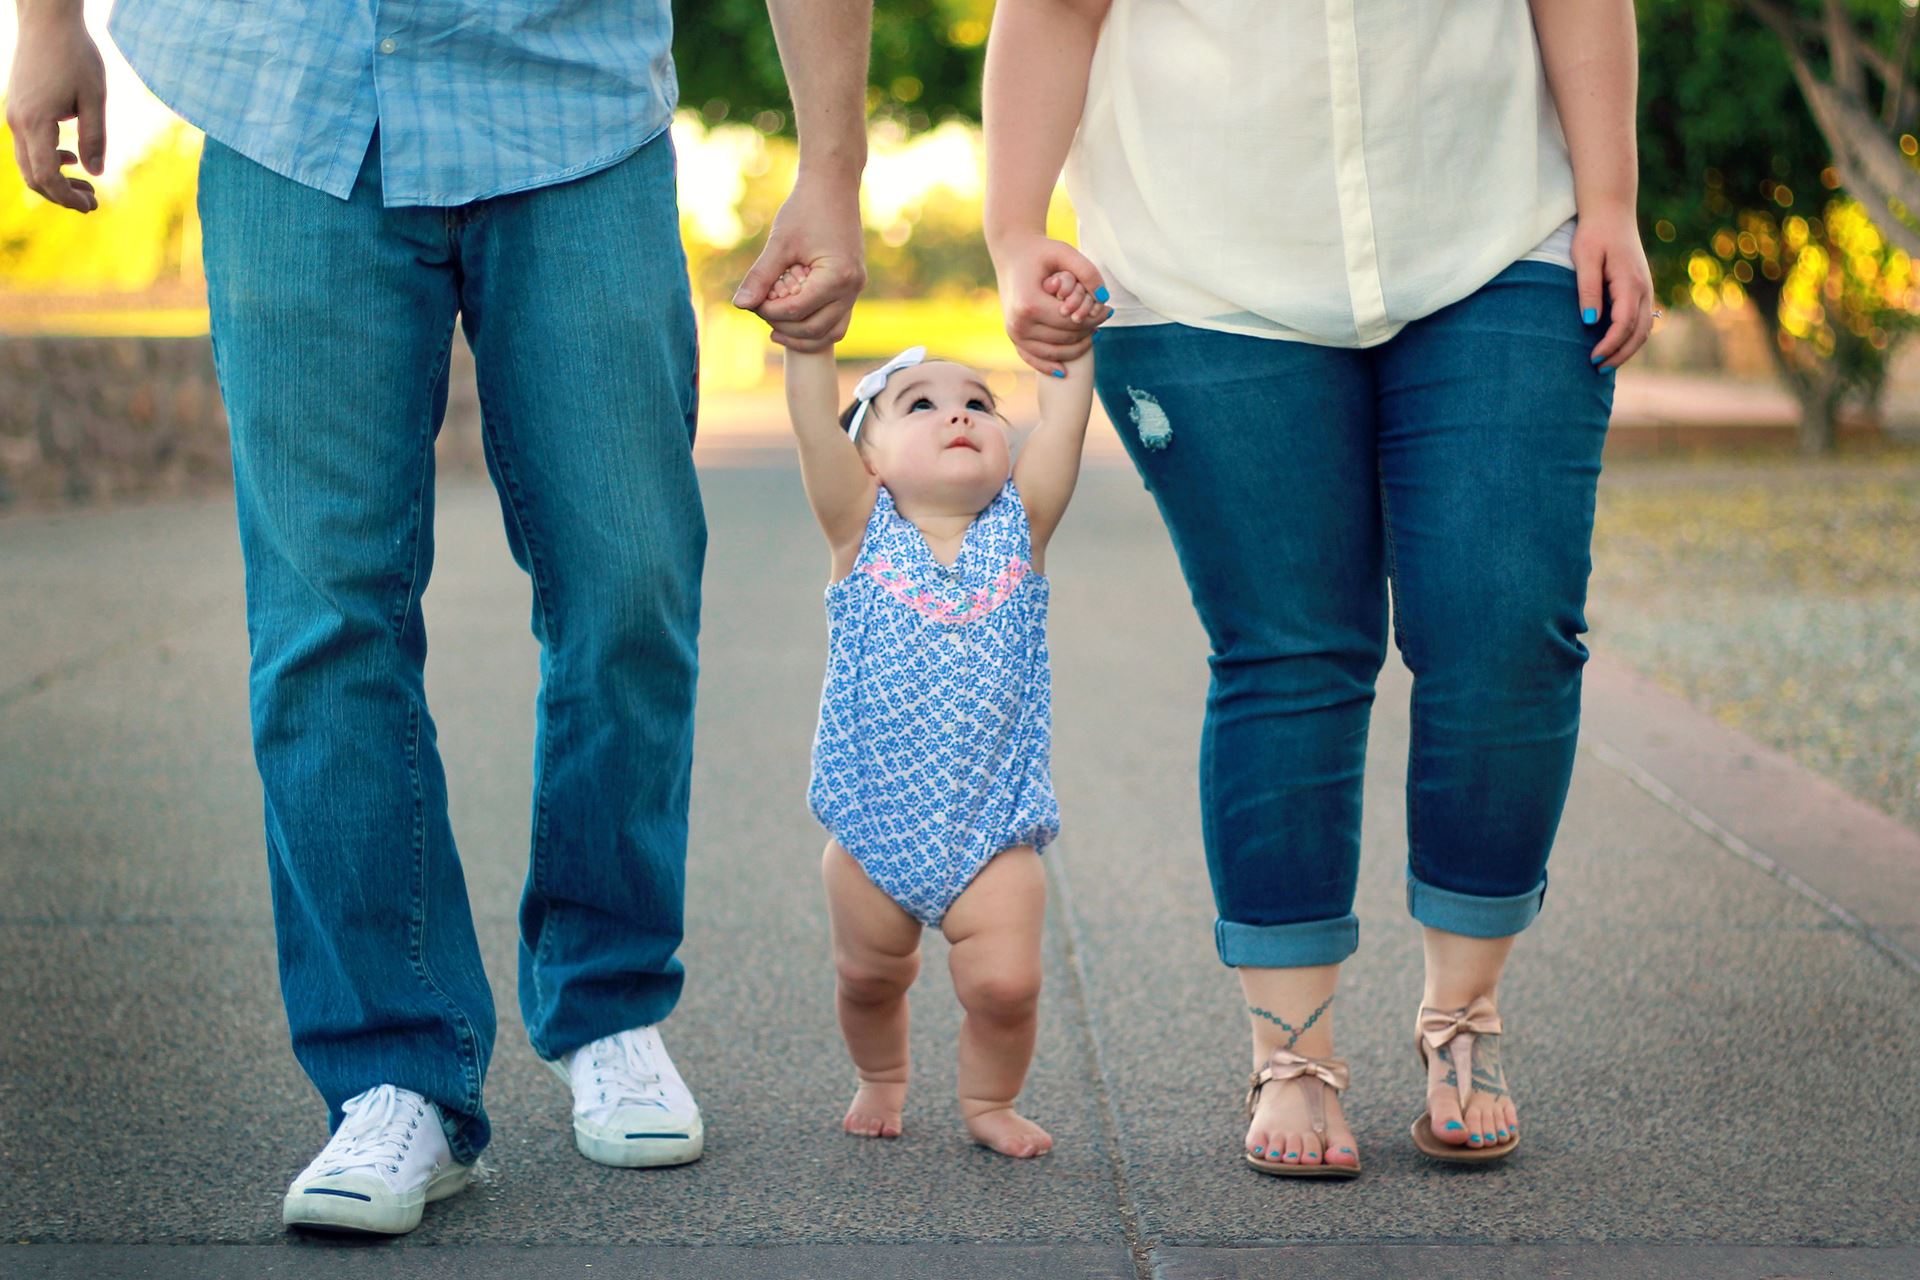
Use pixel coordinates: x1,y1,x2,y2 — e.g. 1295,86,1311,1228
672,1,992,133
1639,0,1920,453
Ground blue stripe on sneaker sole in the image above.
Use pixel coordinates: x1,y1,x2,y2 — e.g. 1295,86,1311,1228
302,1188,373,1202
625,1132,692,1140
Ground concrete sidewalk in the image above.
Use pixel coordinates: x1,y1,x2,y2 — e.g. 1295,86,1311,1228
2,464,1916,1278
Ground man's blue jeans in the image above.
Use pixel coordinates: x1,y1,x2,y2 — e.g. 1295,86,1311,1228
197,130,703,1163
1091,262,1613,970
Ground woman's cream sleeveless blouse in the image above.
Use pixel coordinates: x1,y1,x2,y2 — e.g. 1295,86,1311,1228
1065,0,1579,348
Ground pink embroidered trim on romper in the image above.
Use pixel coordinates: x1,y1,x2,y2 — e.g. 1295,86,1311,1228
862,556,1029,625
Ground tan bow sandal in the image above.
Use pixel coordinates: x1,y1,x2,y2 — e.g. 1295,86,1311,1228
1411,996,1519,1162
1244,1048,1362,1179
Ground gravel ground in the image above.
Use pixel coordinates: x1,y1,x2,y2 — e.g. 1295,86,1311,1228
1588,448,1920,830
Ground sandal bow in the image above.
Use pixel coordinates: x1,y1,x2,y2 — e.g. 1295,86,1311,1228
1417,996,1502,1109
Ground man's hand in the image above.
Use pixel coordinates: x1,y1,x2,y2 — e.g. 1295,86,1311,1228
7,2,108,213
732,175,866,352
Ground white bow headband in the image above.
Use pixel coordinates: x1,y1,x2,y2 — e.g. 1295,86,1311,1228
847,345,927,443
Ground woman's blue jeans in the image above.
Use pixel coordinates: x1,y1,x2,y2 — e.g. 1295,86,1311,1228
1091,262,1613,971
197,130,703,1162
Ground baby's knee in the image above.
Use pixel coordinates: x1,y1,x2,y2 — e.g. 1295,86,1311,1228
835,953,919,1006
955,965,1042,1021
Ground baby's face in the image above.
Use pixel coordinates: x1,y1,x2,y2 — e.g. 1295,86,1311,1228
860,361,1012,509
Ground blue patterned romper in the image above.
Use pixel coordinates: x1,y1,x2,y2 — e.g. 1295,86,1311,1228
808,479,1060,925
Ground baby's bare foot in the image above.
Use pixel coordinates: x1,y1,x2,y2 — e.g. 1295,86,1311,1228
964,1105,1053,1159
844,1079,907,1139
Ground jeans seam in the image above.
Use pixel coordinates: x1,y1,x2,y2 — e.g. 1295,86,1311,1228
394,335,485,1127
404,696,485,1125
472,374,561,1052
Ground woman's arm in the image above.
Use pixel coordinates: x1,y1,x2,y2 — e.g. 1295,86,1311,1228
784,345,877,572
1530,0,1654,370
983,0,1113,376
1013,351,1096,569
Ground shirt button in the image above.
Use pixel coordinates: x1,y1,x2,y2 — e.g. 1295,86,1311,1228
379,38,397,54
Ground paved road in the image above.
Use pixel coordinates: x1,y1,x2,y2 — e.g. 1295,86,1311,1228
3,462,1916,1278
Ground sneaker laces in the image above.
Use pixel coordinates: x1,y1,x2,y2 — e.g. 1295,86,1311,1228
316,1084,427,1177
582,1032,671,1114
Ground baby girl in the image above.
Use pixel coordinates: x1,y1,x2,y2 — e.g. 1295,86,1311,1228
772,263,1105,1156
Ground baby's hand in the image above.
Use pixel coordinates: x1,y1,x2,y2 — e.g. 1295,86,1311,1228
1043,270,1106,328
769,262,812,302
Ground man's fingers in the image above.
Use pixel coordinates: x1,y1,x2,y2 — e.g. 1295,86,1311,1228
20,117,92,211
732,252,783,310
77,84,107,174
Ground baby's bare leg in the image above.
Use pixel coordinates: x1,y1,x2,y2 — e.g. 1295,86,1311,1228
943,846,1051,1158
822,839,922,1138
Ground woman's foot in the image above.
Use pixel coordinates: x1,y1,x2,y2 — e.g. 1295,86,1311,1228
1245,1065,1360,1171
1416,996,1519,1156
963,1103,1053,1158
844,1078,907,1138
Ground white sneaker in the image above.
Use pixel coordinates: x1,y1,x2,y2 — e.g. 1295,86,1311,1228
281,1084,471,1234
545,1025,704,1168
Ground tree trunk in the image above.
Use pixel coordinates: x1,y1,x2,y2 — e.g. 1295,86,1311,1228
1794,368,1845,456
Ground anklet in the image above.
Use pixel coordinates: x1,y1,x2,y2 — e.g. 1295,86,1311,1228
1248,993,1334,1051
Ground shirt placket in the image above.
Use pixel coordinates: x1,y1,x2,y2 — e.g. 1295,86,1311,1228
1323,0,1393,345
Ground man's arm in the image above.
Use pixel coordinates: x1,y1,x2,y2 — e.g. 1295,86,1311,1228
733,0,872,351
7,0,108,212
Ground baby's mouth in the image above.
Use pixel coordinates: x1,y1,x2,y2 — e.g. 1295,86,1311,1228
944,438,980,452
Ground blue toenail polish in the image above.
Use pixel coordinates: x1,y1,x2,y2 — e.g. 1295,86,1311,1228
1251,1147,1263,1156
1340,1147,1354,1154
1051,369,1065,377
1095,287,1111,303
1445,1121,1464,1131
1582,307,1598,324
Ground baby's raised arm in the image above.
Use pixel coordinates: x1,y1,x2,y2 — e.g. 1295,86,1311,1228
784,343,878,566
1013,333,1096,563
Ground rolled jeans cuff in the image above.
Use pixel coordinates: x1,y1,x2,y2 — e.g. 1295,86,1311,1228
1405,871,1547,939
1215,913,1360,969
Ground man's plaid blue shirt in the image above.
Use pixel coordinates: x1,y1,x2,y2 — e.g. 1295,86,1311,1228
108,0,678,207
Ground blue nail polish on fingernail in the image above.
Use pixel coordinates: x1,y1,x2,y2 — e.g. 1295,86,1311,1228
1582,307,1599,324
1051,369,1065,378
1095,286,1110,303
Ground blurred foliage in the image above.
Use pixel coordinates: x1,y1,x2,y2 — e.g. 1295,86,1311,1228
673,0,992,134
0,118,202,292
1639,0,1920,448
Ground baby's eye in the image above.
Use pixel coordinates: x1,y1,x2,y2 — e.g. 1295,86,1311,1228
968,399,991,412
911,397,934,411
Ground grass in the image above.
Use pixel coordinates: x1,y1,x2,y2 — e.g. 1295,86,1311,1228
1587,449,1920,831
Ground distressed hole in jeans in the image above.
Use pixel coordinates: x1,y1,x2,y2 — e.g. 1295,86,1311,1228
1126,387,1173,450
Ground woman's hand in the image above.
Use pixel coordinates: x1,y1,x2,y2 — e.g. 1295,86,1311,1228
990,232,1111,377
1572,205,1654,372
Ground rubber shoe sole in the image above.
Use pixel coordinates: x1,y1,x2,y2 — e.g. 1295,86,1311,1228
282,1161,470,1235
544,1056,705,1168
